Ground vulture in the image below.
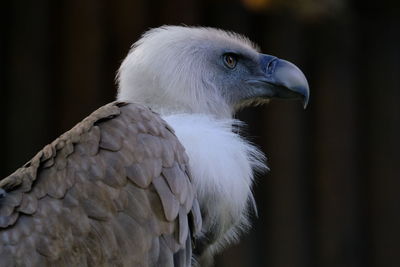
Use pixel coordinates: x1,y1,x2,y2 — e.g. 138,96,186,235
0,26,309,266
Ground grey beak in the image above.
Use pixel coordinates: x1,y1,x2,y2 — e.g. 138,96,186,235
260,54,310,108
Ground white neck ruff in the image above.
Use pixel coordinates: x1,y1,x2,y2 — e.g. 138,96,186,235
162,113,267,255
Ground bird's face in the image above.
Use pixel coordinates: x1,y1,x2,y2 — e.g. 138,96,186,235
204,42,309,112
118,26,309,117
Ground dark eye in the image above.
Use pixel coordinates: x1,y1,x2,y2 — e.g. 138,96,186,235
223,53,237,69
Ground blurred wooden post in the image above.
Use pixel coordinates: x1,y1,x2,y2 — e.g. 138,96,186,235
1,1,52,177
55,0,109,131
363,16,400,267
311,19,366,267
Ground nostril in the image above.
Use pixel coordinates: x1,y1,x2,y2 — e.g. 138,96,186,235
260,54,278,75
266,59,277,75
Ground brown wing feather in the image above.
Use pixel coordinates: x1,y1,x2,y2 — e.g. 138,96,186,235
0,102,201,267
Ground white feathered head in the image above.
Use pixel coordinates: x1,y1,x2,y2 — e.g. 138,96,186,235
117,26,309,118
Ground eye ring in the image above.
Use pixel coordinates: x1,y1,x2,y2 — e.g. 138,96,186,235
223,53,237,69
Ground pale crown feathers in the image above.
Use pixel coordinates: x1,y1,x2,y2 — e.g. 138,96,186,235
117,26,260,118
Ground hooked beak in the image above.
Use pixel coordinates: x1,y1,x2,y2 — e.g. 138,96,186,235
256,54,310,108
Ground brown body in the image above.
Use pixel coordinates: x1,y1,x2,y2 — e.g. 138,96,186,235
0,102,202,266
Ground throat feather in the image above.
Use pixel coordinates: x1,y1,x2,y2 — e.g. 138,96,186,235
162,113,267,253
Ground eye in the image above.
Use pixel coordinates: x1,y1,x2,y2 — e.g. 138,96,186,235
223,53,237,69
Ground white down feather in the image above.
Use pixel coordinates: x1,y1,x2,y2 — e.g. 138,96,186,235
163,113,267,253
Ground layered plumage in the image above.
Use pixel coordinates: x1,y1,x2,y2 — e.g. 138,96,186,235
0,25,309,266
0,103,201,266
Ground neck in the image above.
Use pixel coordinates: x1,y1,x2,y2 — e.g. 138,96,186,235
162,113,267,259
117,97,234,119
117,81,234,118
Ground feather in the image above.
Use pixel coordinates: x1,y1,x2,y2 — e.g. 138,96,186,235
123,183,152,221
126,158,162,189
149,237,160,265
178,207,189,245
157,237,175,267
100,152,128,188
99,123,123,152
126,162,151,188
152,175,180,222
162,163,188,203
162,233,182,253
17,193,38,215
190,198,203,237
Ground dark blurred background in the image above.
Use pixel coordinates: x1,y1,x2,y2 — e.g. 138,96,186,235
1,0,400,266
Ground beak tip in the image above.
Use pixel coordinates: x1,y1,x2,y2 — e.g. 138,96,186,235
302,90,310,109
303,100,308,109
274,59,310,109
